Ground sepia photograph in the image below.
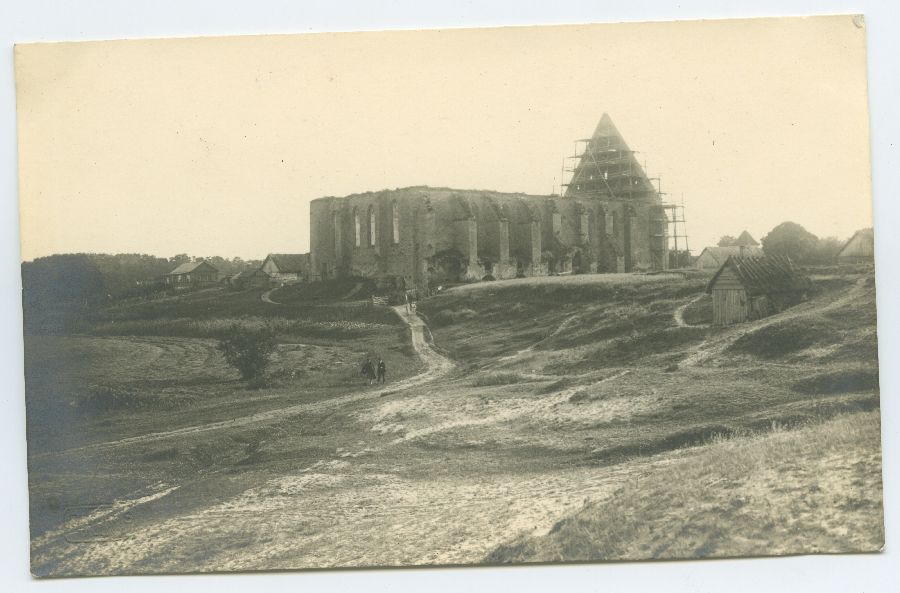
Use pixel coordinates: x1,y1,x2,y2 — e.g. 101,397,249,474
9,9,891,586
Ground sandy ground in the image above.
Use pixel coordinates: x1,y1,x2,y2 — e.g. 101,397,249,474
27,277,882,576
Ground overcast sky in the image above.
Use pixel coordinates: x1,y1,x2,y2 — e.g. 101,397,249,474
15,15,871,261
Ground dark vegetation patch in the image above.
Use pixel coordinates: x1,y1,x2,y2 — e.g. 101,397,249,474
727,319,835,359
792,369,880,395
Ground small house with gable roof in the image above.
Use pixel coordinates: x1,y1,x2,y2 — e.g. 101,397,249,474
261,253,310,284
164,260,220,289
706,255,811,325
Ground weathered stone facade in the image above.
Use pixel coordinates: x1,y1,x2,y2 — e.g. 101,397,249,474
309,115,668,290
310,187,667,290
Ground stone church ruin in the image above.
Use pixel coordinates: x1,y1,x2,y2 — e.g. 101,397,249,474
310,114,673,290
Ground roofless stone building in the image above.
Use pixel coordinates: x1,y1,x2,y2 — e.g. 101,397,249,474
309,114,669,290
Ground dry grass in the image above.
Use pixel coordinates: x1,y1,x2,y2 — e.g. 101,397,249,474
25,270,882,574
90,315,390,340
487,410,884,563
727,318,835,359
419,273,707,366
471,372,533,387
680,293,713,325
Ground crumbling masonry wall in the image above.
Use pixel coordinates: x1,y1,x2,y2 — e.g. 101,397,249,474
310,186,666,290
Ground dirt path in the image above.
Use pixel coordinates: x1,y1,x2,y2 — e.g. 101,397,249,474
494,313,581,365
43,308,454,457
682,276,871,367
673,293,707,328
260,288,280,305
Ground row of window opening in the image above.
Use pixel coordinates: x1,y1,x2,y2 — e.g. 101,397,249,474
345,203,401,248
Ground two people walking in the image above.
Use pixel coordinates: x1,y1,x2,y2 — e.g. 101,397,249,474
361,357,387,385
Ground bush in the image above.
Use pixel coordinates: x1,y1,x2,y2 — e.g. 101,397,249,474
218,324,278,381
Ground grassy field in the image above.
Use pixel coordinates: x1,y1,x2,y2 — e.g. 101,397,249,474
24,269,883,575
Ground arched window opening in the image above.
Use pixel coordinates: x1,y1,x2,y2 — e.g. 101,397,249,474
368,205,377,246
353,207,361,247
332,211,340,251
391,200,400,244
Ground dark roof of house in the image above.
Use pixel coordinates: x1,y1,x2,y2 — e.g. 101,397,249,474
706,255,811,295
265,253,309,273
836,228,874,257
732,230,759,247
167,260,218,275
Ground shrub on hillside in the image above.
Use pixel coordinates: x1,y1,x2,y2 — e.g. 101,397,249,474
218,324,278,382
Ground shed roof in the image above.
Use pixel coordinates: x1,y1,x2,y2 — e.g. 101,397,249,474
706,255,811,295
264,253,309,273
836,228,874,258
235,268,270,280
698,245,763,266
167,260,218,276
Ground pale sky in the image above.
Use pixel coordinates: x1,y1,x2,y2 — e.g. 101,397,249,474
15,16,872,261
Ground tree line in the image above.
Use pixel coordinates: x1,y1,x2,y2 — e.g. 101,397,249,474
718,222,846,265
21,253,262,334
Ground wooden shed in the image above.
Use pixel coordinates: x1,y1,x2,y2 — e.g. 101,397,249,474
836,228,874,263
706,255,811,325
165,260,220,289
261,253,310,284
229,268,272,290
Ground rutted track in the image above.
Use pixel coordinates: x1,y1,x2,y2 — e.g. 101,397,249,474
41,307,454,457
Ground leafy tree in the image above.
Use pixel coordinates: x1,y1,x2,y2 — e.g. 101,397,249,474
218,325,278,382
808,236,844,264
761,222,819,262
717,235,737,247
169,253,192,266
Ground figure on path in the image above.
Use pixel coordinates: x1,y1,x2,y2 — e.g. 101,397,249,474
376,358,386,384
361,358,376,385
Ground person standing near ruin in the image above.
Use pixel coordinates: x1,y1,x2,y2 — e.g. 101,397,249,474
377,358,386,384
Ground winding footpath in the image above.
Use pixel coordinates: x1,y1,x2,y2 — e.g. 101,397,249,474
38,306,454,457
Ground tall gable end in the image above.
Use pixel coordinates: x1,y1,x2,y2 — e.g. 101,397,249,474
564,113,658,201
